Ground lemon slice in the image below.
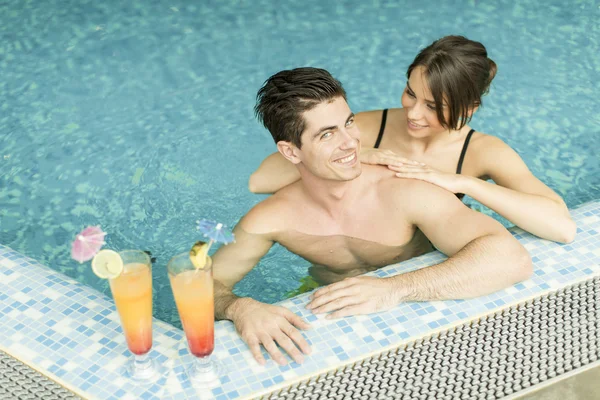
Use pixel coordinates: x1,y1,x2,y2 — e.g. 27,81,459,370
92,249,124,279
190,240,210,269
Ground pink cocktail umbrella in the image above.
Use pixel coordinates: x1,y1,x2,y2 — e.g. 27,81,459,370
71,226,107,263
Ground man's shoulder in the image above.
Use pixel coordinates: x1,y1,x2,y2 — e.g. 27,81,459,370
239,184,301,235
374,171,459,207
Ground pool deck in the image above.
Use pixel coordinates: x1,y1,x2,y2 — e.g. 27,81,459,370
1,200,599,400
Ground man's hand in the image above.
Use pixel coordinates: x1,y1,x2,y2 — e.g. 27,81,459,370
230,298,312,366
307,276,399,319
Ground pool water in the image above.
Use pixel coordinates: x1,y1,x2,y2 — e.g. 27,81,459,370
1,0,598,327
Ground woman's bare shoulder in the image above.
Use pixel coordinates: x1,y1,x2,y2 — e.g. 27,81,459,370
356,108,404,144
468,131,514,156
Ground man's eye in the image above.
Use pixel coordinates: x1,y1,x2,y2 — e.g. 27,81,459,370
346,118,355,127
321,132,332,140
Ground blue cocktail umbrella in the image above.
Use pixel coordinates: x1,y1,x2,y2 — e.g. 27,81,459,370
196,219,235,253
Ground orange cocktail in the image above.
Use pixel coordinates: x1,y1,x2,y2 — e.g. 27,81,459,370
168,250,219,387
170,269,214,357
107,250,161,381
109,261,153,355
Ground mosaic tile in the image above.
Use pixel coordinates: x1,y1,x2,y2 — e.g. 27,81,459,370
0,201,598,398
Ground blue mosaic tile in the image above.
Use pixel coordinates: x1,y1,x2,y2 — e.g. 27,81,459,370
1,202,599,399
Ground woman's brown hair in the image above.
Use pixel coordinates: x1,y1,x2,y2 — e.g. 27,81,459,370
407,35,497,130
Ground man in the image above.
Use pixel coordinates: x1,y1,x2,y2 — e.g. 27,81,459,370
212,67,532,366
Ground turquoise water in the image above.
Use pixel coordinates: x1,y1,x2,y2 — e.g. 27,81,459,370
0,0,598,327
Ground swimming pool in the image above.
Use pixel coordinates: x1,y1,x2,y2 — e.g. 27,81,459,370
1,0,598,327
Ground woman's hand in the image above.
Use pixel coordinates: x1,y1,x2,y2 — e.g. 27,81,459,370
389,163,466,194
360,147,423,168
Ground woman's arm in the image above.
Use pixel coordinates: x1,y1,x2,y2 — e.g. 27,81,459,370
248,152,300,194
460,136,576,243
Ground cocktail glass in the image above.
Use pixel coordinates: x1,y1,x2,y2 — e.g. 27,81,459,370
108,250,161,381
168,252,220,387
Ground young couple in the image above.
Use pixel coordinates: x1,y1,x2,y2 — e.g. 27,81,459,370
210,36,575,366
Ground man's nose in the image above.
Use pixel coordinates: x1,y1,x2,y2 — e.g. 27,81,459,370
339,128,359,149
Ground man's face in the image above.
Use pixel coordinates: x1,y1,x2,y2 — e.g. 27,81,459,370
296,97,361,182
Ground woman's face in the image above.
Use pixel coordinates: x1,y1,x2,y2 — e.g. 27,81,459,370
401,66,450,137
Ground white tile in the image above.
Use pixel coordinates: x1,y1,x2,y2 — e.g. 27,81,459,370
54,318,74,335
103,355,127,372
164,369,183,394
80,342,102,358
581,216,600,225
23,308,44,321
63,361,78,372
421,311,444,323
42,288,61,300
38,358,53,370
504,286,518,295
9,343,37,362
112,377,126,387
11,291,31,303
11,332,24,342
0,259,17,268
2,271,19,284
372,331,385,341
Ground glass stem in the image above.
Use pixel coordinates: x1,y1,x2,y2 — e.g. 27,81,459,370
133,353,152,372
193,356,212,373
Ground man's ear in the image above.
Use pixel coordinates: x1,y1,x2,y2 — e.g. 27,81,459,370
277,141,302,165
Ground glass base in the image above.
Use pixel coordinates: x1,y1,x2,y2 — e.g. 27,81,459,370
123,353,165,382
187,356,222,389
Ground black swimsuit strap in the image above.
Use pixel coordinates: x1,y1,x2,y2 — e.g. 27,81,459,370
373,109,388,149
456,129,475,174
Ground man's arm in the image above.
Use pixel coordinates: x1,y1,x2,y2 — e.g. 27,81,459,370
212,220,274,320
308,180,532,318
212,204,312,365
396,180,532,300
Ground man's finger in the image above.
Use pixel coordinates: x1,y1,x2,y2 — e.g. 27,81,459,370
286,311,312,331
327,304,366,320
312,294,360,314
283,323,312,355
309,282,360,309
312,279,353,300
246,336,266,365
273,332,305,364
259,334,287,366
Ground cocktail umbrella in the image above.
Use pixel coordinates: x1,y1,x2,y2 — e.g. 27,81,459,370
196,219,235,253
71,226,107,263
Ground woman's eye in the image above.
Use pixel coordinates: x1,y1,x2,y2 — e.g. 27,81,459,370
427,104,436,111
406,89,416,98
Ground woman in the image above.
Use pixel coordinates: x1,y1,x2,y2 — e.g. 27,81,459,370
249,35,576,243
